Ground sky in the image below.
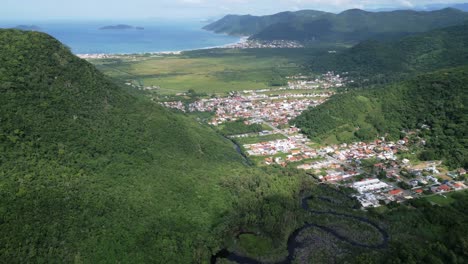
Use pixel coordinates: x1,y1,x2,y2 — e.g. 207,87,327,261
1,0,467,21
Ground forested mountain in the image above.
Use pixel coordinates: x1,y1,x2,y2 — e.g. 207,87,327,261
205,8,468,43
202,10,330,36
308,24,468,78
293,67,468,168
0,29,305,262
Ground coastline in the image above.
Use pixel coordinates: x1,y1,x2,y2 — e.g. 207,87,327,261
77,36,249,59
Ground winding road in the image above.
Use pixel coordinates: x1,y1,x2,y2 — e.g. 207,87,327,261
211,194,389,264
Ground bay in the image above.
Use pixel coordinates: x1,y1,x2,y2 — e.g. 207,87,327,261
0,20,240,54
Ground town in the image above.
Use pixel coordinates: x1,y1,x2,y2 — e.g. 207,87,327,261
160,72,345,126
225,39,304,49
160,72,467,210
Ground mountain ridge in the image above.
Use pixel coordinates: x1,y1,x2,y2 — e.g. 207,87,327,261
203,9,331,36
306,24,468,79
205,8,468,43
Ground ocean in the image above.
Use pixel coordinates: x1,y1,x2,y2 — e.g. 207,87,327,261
0,20,240,54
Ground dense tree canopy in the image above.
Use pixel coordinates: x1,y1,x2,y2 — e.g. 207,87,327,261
0,29,307,263
307,24,468,83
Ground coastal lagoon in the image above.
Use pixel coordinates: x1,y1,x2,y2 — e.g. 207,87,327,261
0,20,240,54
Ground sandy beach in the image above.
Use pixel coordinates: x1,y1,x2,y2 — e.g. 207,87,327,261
77,36,248,59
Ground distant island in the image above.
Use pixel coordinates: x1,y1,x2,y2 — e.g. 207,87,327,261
14,25,41,31
99,24,144,30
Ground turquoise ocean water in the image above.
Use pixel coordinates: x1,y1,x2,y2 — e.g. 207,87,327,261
0,20,239,54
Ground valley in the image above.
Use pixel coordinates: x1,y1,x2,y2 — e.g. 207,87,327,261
1,4,467,264
86,24,467,263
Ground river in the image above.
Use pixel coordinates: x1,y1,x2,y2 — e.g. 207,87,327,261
212,194,389,263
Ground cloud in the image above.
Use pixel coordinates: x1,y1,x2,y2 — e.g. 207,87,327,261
398,0,415,7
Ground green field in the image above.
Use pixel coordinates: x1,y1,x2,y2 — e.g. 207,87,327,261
424,192,459,206
90,48,332,95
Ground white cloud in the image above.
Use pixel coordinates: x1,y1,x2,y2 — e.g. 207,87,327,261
398,0,415,7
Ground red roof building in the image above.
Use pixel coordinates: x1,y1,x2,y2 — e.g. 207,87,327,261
389,189,403,196
437,185,451,192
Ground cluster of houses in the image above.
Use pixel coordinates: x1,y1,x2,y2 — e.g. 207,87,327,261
347,160,467,208
160,73,346,124
286,72,347,90
296,140,408,182
188,95,321,126
317,170,360,182
247,138,413,185
160,72,347,126
245,139,296,156
78,53,121,59
352,178,412,208
160,101,186,112
404,166,467,195
226,40,304,49
156,74,467,210
244,136,310,157
352,177,467,208
333,140,407,162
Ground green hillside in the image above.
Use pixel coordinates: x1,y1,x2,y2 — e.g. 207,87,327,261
205,8,468,43
308,24,468,78
203,10,330,36
293,67,468,168
1,25,468,264
0,30,304,262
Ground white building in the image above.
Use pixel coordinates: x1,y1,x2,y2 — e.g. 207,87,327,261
353,179,389,194
356,193,381,208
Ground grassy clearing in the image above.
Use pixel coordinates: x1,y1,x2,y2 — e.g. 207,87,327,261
424,193,457,206
91,48,333,95
261,124,274,131
95,55,293,94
